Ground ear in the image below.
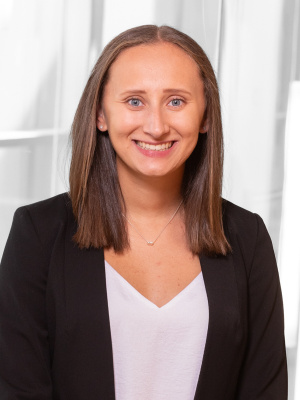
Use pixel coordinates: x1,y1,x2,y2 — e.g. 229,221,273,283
96,109,108,132
199,119,209,134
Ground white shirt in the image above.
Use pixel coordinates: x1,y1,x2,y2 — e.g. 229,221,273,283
105,261,209,400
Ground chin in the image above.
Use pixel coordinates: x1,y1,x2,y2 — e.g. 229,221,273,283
138,167,180,179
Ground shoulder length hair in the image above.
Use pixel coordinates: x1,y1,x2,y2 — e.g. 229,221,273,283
69,24,231,256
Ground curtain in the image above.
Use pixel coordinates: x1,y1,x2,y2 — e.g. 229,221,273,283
0,0,97,255
218,1,300,397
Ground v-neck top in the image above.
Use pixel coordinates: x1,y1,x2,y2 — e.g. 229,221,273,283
105,260,209,400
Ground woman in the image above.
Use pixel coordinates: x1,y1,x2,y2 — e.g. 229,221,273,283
0,25,287,399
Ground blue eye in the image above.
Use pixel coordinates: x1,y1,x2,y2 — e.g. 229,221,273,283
128,98,142,107
169,99,183,107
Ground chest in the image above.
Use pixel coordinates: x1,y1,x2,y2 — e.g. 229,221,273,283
105,260,209,399
104,241,201,308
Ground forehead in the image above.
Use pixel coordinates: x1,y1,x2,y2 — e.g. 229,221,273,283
106,42,203,91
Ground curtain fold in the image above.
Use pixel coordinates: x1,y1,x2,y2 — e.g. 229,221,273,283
219,0,286,253
0,0,94,255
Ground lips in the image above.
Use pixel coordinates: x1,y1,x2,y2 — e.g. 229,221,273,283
135,140,174,151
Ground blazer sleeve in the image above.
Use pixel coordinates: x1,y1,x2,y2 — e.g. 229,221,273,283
235,214,288,399
0,207,52,399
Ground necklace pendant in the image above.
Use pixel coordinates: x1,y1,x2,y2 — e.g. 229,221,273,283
123,199,183,247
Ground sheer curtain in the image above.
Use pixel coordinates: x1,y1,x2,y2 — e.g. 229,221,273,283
219,0,300,252
0,0,299,397
0,0,98,255
218,1,300,397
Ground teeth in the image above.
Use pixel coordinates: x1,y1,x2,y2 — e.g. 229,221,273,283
136,141,173,151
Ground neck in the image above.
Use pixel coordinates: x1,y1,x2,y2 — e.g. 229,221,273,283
118,167,184,219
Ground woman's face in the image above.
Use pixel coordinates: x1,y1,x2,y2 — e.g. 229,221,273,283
97,42,207,181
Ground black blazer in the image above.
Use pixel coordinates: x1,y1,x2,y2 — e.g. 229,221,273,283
0,193,287,399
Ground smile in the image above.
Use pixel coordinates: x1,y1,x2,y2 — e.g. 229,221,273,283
135,141,174,151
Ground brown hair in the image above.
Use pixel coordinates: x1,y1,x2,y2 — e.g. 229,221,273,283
69,25,231,256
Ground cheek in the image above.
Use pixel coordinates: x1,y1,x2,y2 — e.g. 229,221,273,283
105,117,127,136
179,123,200,158
122,113,142,129
186,134,199,157
108,111,142,134
176,120,201,142
107,120,133,152
173,107,203,134
104,103,129,128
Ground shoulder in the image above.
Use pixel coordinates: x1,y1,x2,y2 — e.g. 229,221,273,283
1,193,75,288
12,192,74,259
15,192,72,223
14,192,73,230
222,199,274,272
18,192,71,219
222,198,260,236
222,198,268,238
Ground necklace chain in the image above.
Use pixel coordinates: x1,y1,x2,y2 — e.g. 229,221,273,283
122,200,183,246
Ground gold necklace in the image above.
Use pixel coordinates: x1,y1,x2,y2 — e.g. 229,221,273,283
122,200,183,246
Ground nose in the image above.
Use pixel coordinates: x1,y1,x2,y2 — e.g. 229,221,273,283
143,106,170,138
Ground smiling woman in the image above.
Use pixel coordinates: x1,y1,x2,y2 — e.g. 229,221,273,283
70,26,228,256
0,25,287,400
97,42,206,183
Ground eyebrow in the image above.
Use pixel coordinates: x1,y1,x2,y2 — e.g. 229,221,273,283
119,88,192,96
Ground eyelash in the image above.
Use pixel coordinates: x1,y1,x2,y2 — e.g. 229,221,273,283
127,97,185,107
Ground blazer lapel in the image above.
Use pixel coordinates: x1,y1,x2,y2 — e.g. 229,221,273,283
57,214,115,400
194,252,246,399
